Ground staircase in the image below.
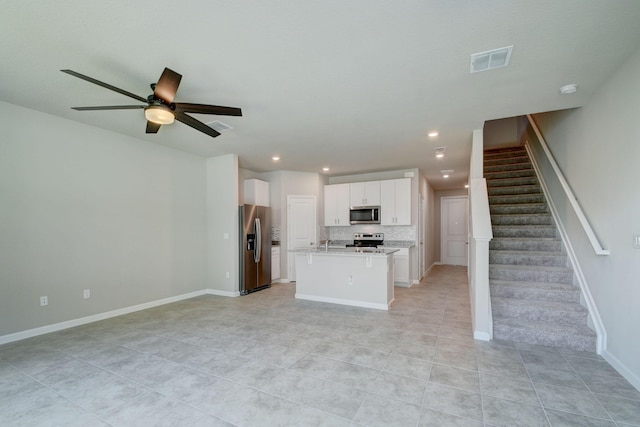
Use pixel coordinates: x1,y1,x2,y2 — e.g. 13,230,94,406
484,146,597,352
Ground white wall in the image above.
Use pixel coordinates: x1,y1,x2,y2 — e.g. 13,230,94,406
0,101,207,336
276,171,323,281
206,154,240,295
531,45,640,387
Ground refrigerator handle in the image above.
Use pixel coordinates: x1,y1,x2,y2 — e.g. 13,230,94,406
254,217,261,263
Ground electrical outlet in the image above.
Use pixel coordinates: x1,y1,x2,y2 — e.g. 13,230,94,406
347,275,353,285
634,235,640,249
40,296,48,306
83,289,90,299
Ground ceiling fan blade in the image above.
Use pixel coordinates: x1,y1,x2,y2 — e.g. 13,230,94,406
61,69,148,103
146,121,162,134
71,105,146,111
174,111,221,138
174,103,242,116
154,68,182,104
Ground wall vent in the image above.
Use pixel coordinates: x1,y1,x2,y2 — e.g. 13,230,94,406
206,120,233,132
470,46,513,73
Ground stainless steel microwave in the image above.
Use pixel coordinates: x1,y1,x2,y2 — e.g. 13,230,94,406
349,206,380,224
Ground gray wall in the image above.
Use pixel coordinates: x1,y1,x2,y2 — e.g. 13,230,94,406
0,101,207,336
531,44,640,387
206,154,240,294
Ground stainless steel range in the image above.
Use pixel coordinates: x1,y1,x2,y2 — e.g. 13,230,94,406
346,233,384,248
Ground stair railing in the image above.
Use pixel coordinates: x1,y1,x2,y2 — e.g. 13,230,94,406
469,177,493,341
526,114,610,256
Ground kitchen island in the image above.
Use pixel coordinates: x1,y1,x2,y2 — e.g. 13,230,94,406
291,247,398,310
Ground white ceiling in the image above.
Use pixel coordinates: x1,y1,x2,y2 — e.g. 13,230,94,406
2,1,640,190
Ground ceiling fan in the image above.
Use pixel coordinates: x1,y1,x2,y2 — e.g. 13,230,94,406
61,67,242,138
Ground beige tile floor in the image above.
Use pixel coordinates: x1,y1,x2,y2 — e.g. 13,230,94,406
1,265,639,426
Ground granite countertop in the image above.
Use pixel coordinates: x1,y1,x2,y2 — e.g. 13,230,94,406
290,247,399,256
379,240,415,248
319,240,415,248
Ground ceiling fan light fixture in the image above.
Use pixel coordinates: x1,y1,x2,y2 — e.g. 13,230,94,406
145,105,175,124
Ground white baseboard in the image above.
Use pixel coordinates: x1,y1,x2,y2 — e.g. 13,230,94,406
206,288,240,297
394,282,412,288
601,349,640,392
474,331,491,341
295,293,391,311
0,289,211,345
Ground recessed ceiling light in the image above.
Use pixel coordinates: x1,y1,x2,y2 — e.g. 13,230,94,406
441,169,453,179
464,184,470,188
434,147,445,158
443,174,450,179
323,167,330,172
428,131,439,137
272,156,280,161
559,84,578,95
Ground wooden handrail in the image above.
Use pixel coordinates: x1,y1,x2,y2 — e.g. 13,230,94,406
526,114,610,255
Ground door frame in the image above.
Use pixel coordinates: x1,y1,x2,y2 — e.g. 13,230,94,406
286,195,317,281
440,196,469,266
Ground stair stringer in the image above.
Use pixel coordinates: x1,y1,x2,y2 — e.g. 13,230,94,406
524,141,606,354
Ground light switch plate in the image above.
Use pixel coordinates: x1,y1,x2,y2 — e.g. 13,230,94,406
633,235,640,249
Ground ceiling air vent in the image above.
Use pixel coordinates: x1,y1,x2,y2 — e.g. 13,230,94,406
206,120,233,132
470,46,513,73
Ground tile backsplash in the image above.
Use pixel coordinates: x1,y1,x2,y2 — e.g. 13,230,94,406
271,225,280,242
326,225,415,242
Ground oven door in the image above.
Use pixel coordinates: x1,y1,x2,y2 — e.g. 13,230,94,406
349,206,380,224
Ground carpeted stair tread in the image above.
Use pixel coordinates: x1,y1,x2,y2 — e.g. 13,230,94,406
490,204,550,215
484,163,533,174
484,147,527,158
489,263,573,273
489,264,574,284
486,176,539,187
490,238,563,252
492,318,596,352
489,250,567,267
491,213,553,225
492,296,588,318
491,282,580,303
484,169,537,180
489,194,546,204
488,185,542,196
491,225,557,238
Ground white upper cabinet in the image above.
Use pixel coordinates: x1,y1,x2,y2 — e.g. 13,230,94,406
349,181,381,207
244,179,270,206
324,183,350,226
380,178,412,225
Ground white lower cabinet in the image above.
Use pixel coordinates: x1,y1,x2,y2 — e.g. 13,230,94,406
271,247,280,281
387,248,410,286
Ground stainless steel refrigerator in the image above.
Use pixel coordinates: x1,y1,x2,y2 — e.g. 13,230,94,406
239,205,271,295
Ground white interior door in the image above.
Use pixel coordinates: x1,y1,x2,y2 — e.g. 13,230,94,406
420,193,426,278
441,196,469,266
287,195,317,281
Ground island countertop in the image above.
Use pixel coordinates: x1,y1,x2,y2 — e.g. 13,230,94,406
289,247,399,256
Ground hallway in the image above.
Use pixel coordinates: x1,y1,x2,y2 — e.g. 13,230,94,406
0,265,638,426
